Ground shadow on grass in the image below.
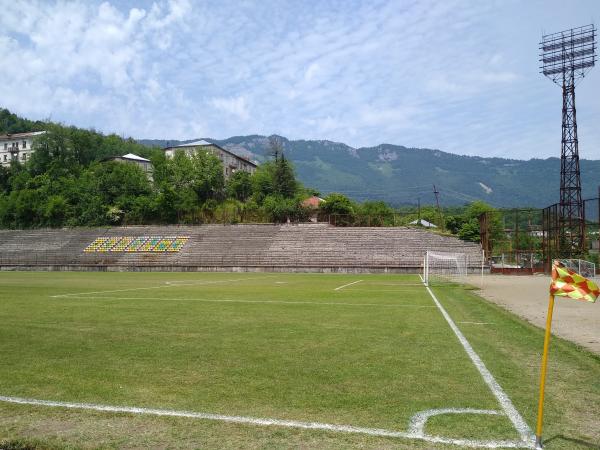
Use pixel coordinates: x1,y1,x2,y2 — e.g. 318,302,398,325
0,441,37,450
0,440,72,450
544,434,600,449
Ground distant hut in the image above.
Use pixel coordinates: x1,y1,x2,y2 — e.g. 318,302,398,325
302,196,325,222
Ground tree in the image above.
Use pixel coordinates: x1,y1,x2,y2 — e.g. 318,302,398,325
158,150,199,220
457,201,503,244
155,149,225,221
251,137,299,203
273,154,297,198
321,193,355,225
445,215,464,234
227,171,252,201
321,193,355,216
75,161,152,226
28,125,77,177
0,165,10,194
358,200,394,226
262,195,309,223
44,195,69,227
189,150,225,202
458,219,481,242
251,162,275,203
268,135,284,161
0,107,333,228
0,108,45,134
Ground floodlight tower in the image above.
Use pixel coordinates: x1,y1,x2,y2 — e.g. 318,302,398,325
540,24,596,257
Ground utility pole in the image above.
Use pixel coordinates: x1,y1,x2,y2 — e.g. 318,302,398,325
433,184,444,231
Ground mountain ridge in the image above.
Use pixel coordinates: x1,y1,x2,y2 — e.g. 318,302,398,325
139,135,595,209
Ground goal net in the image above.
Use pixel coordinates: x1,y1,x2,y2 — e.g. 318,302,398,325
562,259,596,279
423,250,468,286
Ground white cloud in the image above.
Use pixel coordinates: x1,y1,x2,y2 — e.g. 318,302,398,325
359,106,419,130
304,63,320,82
0,0,599,158
0,0,193,137
209,96,250,121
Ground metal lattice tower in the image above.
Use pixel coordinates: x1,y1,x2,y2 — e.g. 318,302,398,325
540,25,596,257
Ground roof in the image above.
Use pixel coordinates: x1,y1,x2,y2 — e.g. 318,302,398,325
164,140,257,167
176,140,212,147
409,219,438,228
0,131,46,140
121,153,150,162
102,153,151,164
302,196,325,209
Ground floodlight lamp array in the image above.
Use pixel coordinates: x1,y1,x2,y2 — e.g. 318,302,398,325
539,24,596,83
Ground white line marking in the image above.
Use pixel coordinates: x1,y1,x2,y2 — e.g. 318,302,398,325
51,277,274,298
419,275,533,445
0,395,530,448
408,408,500,435
343,289,425,292
59,296,436,309
334,280,363,291
458,322,494,325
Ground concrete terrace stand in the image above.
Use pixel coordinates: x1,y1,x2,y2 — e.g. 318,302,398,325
0,223,483,273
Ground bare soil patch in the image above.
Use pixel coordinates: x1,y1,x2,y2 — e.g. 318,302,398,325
466,275,600,355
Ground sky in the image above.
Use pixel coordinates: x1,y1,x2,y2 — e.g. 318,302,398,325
1,0,599,159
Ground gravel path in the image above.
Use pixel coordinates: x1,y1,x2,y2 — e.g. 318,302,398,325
466,275,600,355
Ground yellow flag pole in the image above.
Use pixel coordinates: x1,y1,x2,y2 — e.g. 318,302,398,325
535,293,556,449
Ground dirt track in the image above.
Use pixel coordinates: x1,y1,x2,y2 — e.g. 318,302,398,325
466,274,600,355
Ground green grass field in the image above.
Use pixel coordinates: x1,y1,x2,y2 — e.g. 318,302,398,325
0,272,598,449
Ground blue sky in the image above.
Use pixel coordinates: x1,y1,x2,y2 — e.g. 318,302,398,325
1,0,599,159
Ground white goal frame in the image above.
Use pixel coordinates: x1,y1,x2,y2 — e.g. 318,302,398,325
562,258,596,279
423,250,468,286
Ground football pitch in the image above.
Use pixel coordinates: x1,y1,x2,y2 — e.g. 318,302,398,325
1,272,599,449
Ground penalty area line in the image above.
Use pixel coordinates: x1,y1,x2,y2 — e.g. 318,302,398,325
57,296,436,308
50,276,275,298
334,280,363,291
418,275,533,444
0,395,531,448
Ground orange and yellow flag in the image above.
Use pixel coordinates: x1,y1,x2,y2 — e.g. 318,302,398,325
550,260,599,303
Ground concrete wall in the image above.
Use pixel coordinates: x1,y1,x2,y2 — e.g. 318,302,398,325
0,223,484,273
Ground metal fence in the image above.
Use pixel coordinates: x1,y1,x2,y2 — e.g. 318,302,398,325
542,197,600,271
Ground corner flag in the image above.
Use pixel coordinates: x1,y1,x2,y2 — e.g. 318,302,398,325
550,260,599,303
536,260,598,449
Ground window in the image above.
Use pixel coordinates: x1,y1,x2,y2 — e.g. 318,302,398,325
22,140,26,148
3,155,6,161
22,153,27,160
3,143,6,150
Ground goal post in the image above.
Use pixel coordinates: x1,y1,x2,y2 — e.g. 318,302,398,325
423,250,468,286
562,259,596,279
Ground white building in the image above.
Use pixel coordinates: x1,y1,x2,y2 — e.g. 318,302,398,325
103,153,154,180
163,140,257,179
0,131,46,167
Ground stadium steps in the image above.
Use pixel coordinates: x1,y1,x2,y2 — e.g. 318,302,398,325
0,224,483,271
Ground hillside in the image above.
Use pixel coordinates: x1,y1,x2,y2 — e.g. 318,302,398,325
3,104,597,210
139,136,600,208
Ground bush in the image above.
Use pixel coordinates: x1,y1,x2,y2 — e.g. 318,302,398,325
262,195,309,223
